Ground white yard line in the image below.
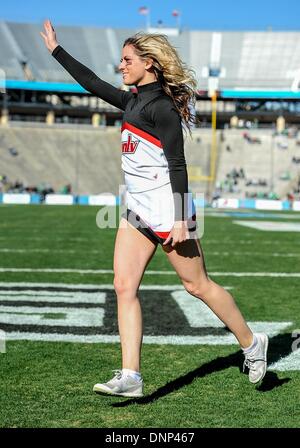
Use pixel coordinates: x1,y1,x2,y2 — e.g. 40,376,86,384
5,322,292,346
0,282,184,289
1,248,300,258
1,268,300,277
0,282,233,291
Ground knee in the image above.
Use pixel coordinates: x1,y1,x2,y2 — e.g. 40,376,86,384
113,277,138,300
183,279,211,298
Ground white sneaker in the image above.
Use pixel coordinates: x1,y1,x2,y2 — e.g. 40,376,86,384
93,370,144,397
243,333,269,384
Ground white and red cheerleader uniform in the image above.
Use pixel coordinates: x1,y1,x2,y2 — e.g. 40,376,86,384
52,46,196,244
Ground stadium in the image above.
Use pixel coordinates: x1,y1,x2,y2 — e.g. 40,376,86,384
0,8,300,431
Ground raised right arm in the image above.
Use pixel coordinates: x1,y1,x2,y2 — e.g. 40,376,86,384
40,20,133,111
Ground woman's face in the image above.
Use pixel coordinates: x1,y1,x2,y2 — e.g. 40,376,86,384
119,44,152,86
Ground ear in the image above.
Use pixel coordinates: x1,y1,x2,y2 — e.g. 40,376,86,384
144,58,153,70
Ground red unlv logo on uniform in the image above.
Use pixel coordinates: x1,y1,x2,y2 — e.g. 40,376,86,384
122,134,140,154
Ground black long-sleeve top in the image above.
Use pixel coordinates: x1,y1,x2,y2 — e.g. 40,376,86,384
52,45,189,220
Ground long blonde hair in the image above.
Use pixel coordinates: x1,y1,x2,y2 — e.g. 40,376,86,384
123,32,198,133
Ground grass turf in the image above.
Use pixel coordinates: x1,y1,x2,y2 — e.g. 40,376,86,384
0,205,299,428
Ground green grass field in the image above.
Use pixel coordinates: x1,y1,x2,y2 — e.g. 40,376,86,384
0,205,299,428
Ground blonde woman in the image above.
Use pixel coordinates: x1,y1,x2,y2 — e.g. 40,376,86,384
41,20,268,397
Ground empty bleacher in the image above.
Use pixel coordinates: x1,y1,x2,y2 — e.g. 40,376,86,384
1,22,300,201
1,21,300,90
0,124,123,195
1,125,300,199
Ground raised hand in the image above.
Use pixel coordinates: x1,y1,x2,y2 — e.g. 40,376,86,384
40,19,59,53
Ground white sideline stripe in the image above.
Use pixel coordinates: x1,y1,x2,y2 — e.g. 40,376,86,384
1,248,300,258
0,238,298,246
1,268,300,277
0,249,78,254
0,268,126,274
205,240,299,245
234,220,300,232
210,273,300,277
269,349,300,371
5,322,291,345
0,283,184,290
209,251,300,258
0,237,91,242
0,282,233,291
205,211,300,220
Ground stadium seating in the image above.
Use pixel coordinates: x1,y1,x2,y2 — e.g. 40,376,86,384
215,129,300,199
1,124,300,199
1,22,300,200
0,123,123,195
1,21,300,89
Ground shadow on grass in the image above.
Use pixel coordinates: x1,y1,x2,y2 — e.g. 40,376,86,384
111,333,293,407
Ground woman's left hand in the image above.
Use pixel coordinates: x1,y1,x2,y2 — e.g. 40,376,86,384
163,221,189,248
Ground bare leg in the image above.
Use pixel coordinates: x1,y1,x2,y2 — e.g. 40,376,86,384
163,238,253,348
113,218,157,371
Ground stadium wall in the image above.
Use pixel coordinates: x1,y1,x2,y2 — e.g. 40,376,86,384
1,192,300,212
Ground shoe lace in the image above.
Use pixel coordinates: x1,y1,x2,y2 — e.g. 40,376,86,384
112,369,123,380
243,354,266,372
243,357,253,372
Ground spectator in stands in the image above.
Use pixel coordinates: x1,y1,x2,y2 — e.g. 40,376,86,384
277,141,288,150
40,19,269,398
268,191,279,200
60,184,72,194
243,132,261,144
8,147,18,157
